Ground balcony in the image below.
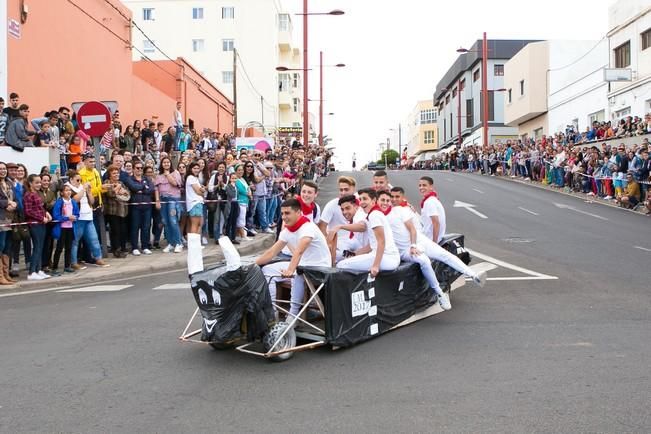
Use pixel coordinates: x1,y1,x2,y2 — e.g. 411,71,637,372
278,30,291,52
278,89,291,108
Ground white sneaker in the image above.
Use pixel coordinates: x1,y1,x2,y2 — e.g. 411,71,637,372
38,271,51,279
201,236,208,245
586,192,595,196
162,244,173,253
263,228,274,234
11,263,19,273
438,293,452,311
473,270,487,287
604,195,612,200
27,272,45,281
142,249,152,255
174,244,183,253
248,228,258,235
132,249,141,256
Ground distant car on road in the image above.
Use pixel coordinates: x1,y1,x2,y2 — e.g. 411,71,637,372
367,162,385,171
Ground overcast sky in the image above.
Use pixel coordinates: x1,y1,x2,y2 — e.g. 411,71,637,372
284,0,614,169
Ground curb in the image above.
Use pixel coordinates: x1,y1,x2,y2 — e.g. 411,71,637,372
489,174,649,216
0,235,275,294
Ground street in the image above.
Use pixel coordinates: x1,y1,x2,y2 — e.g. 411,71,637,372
1,170,650,433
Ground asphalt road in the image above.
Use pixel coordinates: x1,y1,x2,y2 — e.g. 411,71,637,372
1,170,649,433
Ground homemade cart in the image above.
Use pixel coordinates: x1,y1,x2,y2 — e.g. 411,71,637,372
179,234,471,362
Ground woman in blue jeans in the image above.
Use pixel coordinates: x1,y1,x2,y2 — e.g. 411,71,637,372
0,162,17,284
126,161,155,256
154,157,183,253
22,174,52,280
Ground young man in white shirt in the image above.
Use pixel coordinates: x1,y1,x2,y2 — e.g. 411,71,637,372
331,188,400,277
318,176,357,263
377,190,450,310
415,178,486,287
327,195,367,264
297,181,321,223
372,170,393,191
256,198,331,319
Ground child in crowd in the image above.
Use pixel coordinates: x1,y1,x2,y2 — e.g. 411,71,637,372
51,184,79,273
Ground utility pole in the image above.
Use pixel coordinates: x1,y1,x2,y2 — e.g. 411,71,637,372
398,123,402,150
302,0,309,148
261,96,264,127
233,47,238,136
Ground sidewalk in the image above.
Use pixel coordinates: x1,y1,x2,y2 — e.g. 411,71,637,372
1,234,275,293
491,174,650,216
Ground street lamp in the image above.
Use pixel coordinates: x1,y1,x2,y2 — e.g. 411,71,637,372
298,2,344,149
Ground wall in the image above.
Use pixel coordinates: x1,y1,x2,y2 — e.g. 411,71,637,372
7,0,134,120
0,3,7,100
504,42,549,126
517,113,548,141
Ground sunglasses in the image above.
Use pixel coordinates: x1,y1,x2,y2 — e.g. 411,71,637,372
134,167,143,170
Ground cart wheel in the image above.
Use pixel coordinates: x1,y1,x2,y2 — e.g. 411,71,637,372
210,342,235,351
263,322,296,362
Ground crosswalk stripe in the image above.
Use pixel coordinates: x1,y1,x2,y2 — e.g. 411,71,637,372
58,285,133,293
153,283,190,290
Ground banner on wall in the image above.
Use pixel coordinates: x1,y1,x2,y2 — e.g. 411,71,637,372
235,137,275,152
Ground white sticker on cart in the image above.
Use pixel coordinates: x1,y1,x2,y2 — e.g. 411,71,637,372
398,281,404,291
351,291,371,317
370,323,379,335
368,287,375,299
368,305,377,316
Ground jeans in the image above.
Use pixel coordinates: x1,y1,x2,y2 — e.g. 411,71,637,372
0,230,8,254
266,195,278,226
226,201,239,240
130,206,152,250
106,214,127,253
212,202,227,239
252,195,268,230
174,126,182,151
28,224,46,274
72,220,102,264
152,205,163,245
160,196,182,246
12,236,31,265
52,227,73,269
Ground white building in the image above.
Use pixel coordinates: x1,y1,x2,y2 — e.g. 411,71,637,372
607,0,651,121
402,100,438,158
434,39,536,149
0,6,7,100
504,40,610,140
122,0,303,135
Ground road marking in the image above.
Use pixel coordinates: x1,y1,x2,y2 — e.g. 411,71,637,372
472,188,484,194
453,200,487,219
634,246,651,252
518,206,539,216
466,276,562,281
58,285,133,293
554,203,608,221
467,248,558,280
153,283,190,290
445,178,453,182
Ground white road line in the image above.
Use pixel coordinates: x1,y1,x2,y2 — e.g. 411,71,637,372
466,276,563,281
445,178,453,182
153,283,190,290
472,188,484,194
554,203,608,221
467,248,558,280
633,246,651,253
518,206,539,216
453,200,488,219
58,285,133,293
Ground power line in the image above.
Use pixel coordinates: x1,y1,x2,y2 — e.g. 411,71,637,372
548,37,607,72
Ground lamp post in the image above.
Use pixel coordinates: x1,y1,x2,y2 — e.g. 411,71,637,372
297,5,344,149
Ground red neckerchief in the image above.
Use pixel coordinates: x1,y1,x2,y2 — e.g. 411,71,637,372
366,204,383,220
420,191,438,208
296,196,315,216
347,216,355,239
381,206,392,216
398,200,410,207
286,215,310,233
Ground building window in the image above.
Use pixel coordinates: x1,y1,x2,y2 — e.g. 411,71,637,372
420,109,436,124
424,130,435,144
293,73,299,88
459,79,465,91
508,88,512,103
614,41,631,68
488,90,495,121
192,7,204,19
494,64,504,76
222,7,235,19
533,127,543,139
445,94,450,104
452,87,457,98
192,39,205,52
143,40,155,54
641,28,651,51
466,99,474,128
615,107,631,119
473,69,480,82
646,99,651,113
142,8,154,21
278,13,291,31
443,119,447,140
520,80,525,96
222,71,233,84
588,110,605,124
293,98,299,113
278,73,290,92
222,39,234,51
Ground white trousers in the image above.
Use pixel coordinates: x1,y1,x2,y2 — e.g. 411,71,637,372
261,261,305,316
417,236,476,278
334,236,362,262
400,250,442,296
336,251,400,273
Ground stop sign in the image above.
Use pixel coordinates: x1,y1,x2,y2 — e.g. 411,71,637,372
76,101,111,137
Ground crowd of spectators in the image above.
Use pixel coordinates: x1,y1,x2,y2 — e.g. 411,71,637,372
405,114,651,215
0,92,332,284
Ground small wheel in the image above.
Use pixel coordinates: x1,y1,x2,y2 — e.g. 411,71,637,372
263,322,296,362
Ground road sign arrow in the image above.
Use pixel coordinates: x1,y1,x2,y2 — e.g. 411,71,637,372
453,200,488,219
553,203,608,221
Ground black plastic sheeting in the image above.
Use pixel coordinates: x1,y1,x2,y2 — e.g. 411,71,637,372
301,234,470,348
190,263,275,344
